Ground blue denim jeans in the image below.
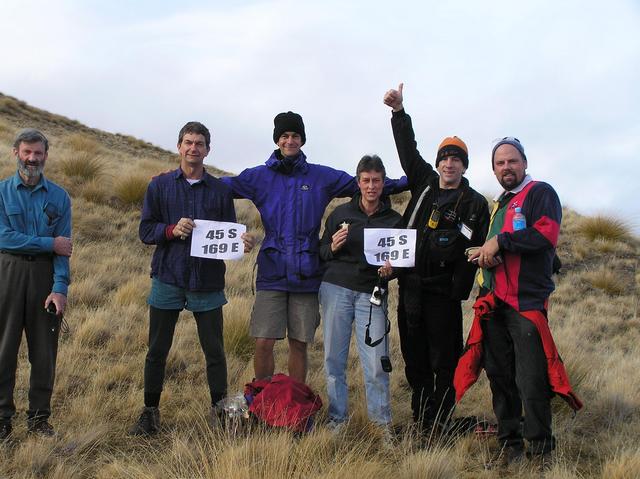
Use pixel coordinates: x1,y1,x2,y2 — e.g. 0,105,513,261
319,281,391,425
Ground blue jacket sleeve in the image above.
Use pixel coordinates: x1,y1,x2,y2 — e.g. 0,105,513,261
326,169,358,198
139,181,169,245
383,175,409,195
220,169,256,200
52,193,72,295
326,168,408,198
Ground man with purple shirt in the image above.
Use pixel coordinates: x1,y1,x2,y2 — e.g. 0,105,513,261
130,121,253,436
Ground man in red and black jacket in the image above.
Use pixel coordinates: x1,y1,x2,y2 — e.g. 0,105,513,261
470,137,562,463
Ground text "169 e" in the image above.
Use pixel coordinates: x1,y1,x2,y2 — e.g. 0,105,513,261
202,228,239,255
374,235,410,262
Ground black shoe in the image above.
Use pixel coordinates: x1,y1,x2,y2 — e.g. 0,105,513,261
0,419,11,441
487,445,525,470
506,446,525,466
27,418,55,437
209,404,226,429
129,407,160,436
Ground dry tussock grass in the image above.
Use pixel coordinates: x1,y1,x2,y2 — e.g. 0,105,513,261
577,215,631,242
78,178,110,204
63,133,101,156
0,95,24,115
0,118,14,140
59,151,105,182
602,448,640,479
582,268,626,296
113,174,150,207
0,108,639,478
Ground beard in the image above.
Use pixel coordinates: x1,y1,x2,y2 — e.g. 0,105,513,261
16,156,44,181
498,171,523,191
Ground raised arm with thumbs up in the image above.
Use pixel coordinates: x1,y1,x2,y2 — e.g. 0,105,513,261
383,82,404,112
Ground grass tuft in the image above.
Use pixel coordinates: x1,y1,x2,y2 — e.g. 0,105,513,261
398,446,458,479
64,133,101,155
60,151,105,181
0,119,13,139
114,174,149,206
583,268,626,296
577,215,631,242
79,178,109,204
601,448,640,479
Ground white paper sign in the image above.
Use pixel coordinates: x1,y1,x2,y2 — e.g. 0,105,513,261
363,228,416,267
190,220,246,260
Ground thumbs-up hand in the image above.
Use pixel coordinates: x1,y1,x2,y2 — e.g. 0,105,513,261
383,83,404,112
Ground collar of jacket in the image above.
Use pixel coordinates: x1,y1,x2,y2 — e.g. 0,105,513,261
265,150,309,174
11,171,49,191
172,167,217,187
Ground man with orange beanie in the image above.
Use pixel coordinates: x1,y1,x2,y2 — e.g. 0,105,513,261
383,84,489,431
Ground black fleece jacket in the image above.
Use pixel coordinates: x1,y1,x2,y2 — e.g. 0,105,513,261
319,193,404,294
391,109,490,300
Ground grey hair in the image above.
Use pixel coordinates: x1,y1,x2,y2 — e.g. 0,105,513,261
356,154,386,179
13,128,49,152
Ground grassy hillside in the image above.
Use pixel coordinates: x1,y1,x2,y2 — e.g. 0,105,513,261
0,93,638,478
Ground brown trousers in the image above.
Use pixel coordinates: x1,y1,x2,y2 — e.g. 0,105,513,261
0,253,59,420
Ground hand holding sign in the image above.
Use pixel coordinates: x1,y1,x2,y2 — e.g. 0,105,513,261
190,220,247,260
242,232,256,253
364,228,416,267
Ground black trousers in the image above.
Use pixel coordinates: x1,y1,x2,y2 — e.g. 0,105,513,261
397,289,463,425
483,303,555,454
0,254,59,421
144,306,227,404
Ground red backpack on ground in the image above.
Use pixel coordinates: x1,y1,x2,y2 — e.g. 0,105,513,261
244,374,323,432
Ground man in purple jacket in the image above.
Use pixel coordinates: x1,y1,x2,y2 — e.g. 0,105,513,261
221,112,406,383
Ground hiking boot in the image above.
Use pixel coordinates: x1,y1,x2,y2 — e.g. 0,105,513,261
27,418,55,437
506,446,526,468
0,419,11,441
209,404,226,429
488,445,525,469
129,407,160,436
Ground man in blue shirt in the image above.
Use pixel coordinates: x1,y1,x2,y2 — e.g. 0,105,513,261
130,121,253,436
0,128,72,439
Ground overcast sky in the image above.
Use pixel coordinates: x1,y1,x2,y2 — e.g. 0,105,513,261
1,0,638,231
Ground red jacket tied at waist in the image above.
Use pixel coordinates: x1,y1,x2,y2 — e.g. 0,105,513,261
453,292,583,411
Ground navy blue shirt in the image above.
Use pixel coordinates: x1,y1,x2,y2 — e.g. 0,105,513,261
0,172,72,295
139,168,236,292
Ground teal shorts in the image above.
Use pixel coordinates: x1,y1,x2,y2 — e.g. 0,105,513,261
147,277,227,312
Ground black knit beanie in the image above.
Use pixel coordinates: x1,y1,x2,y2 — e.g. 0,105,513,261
273,111,306,145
